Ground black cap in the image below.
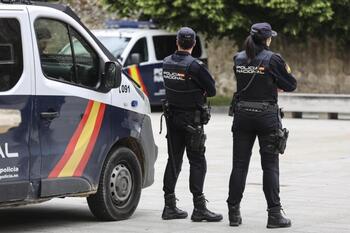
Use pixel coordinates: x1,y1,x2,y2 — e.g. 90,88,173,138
176,27,196,49
250,22,277,39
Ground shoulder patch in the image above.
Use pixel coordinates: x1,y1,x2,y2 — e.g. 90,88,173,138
195,59,204,66
285,63,292,73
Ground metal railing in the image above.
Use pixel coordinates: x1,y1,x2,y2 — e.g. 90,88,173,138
278,93,350,119
211,93,350,120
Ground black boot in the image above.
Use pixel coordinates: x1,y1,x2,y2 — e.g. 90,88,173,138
267,206,291,228
191,195,223,222
162,194,188,220
228,204,242,226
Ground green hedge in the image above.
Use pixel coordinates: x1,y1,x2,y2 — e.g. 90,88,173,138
208,95,231,106
104,0,350,46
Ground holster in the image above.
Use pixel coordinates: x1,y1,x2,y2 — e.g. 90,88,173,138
276,128,289,154
266,107,289,155
199,105,211,125
267,128,289,155
186,125,206,153
276,107,288,154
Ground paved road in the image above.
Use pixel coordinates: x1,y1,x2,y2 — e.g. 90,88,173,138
0,113,349,233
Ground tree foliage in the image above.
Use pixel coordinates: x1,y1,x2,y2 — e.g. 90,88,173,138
103,0,350,45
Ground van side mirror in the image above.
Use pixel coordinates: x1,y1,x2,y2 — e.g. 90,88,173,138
130,53,141,65
103,62,122,91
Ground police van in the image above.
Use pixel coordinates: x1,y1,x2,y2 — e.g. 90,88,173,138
0,1,157,221
93,21,208,106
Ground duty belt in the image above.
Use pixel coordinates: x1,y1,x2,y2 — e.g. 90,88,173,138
236,101,277,112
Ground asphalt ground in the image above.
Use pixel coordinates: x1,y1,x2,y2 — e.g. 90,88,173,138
0,113,349,233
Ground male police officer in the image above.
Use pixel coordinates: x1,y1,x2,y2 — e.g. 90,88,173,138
161,27,222,222
227,23,297,228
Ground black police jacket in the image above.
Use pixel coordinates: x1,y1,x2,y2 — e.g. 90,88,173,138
163,51,216,108
234,47,297,103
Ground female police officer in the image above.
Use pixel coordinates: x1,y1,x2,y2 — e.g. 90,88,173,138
227,22,297,228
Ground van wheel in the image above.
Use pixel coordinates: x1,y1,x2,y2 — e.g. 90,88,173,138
87,147,142,221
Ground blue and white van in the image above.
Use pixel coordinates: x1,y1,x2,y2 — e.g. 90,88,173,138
93,22,208,106
0,1,157,221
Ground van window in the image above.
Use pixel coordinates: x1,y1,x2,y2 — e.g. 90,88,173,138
35,19,73,83
0,18,23,91
35,18,99,88
153,35,202,60
125,37,148,67
69,29,99,87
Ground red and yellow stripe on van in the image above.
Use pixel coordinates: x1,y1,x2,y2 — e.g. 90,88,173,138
49,100,106,178
128,65,149,96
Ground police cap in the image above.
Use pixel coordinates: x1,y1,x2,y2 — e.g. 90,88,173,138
177,27,196,49
250,22,277,39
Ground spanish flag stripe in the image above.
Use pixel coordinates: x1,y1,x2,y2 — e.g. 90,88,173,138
129,65,149,96
58,102,101,177
48,100,94,178
73,103,106,176
135,66,149,96
128,66,140,84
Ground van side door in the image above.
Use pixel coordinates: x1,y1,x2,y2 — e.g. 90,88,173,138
30,14,111,197
0,9,34,202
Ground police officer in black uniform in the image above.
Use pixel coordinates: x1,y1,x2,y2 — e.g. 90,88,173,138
161,27,222,222
227,23,297,228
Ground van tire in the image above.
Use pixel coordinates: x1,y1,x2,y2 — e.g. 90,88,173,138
87,147,142,221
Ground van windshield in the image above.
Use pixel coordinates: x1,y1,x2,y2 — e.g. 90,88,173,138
97,36,131,59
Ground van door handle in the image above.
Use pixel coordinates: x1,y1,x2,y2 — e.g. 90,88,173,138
40,112,59,120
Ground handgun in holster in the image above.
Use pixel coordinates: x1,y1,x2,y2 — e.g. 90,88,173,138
200,102,211,125
185,125,206,153
269,107,289,155
276,128,289,154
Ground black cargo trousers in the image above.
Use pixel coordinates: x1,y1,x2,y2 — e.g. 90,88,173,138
227,106,282,208
163,110,206,197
